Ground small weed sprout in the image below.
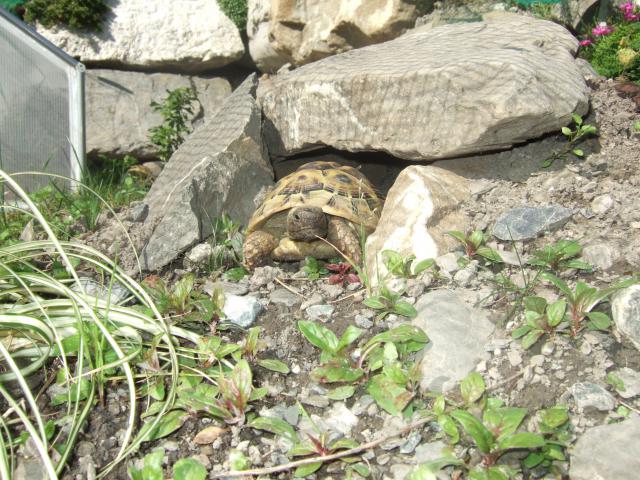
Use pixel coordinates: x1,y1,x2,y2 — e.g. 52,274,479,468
542,114,597,167
149,87,198,162
446,230,503,265
302,256,329,280
527,239,592,273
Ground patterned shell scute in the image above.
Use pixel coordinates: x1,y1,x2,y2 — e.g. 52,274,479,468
247,161,382,234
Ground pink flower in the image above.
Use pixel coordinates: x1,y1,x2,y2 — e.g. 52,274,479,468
619,1,640,21
580,39,594,47
592,22,614,36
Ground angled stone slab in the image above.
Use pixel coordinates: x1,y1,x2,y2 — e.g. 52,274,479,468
258,14,588,160
140,74,274,271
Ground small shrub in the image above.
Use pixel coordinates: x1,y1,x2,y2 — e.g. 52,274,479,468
24,0,109,31
148,87,198,162
217,0,247,30
590,22,640,83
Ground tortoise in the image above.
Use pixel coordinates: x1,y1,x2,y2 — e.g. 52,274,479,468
243,161,383,270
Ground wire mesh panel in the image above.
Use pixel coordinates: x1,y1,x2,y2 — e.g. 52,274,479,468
0,7,85,193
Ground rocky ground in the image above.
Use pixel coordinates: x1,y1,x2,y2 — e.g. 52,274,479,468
57,76,640,480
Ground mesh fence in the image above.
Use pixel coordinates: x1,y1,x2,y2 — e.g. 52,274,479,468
0,7,85,193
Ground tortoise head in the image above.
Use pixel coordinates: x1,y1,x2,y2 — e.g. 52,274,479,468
287,206,327,242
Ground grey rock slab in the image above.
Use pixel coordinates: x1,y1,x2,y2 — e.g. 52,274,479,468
569,415,640,480
612,285,640,351
140,74,274,270
324,403,358,436
85,69,231,159
570,382,616,411
611,367,640,399
413,440,449,464
250,266,281,288
582,242,617,271
204,280,249,297
269,288,301,307
258,15,588,160
492,205,573,241
413,290,494,392
305,304,335,322
222,294,263,328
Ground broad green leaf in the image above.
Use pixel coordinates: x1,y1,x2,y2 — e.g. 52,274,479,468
294,462,322,477
521,329,544,349
587,311,611,330
432,395,446,416
524,296,547,314
173,458,207,480
141,410,188,442
311,364,364,383
382,250,406,276
249,387,268,401
606,373,626,392
477,246,503,264
561,126,572,136
337,325,363,352
249,416,296,443
564,259,592,270
488,407,527,441
298,320,339,354
572,113,583,125
438,414,459,444
407,457,463,480
451,410,493,453
547,299,567,327
363,296,386,310
330,438,359,450
368,374,414,416
147,380,166,401
349,463,371,477
572,148,584,157
446,231,467,245
228,450,249,471
232,359,253,403
327,385,356,400
497,432,545,450
258,359,290,374
540,405,569,429
363,325,429,351
469,230,485,249
383,342,399,363
393,300,418,318
133,449,164,480
542,273,573,299
523,452,544,468
461,372,486,404
511,324,532,339
413,258,436,276
224,267,247,281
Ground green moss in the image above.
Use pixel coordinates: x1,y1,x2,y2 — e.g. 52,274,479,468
590,22,640,83
23,0,108,31
217,0,247,31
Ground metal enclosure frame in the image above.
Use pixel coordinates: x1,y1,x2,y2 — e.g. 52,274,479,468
0,7,85,191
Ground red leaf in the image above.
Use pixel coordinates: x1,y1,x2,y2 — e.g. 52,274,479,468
345,273,360,284
326,264,341,272
328,274,342,284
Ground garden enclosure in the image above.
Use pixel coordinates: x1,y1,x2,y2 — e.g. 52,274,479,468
0,6,85,193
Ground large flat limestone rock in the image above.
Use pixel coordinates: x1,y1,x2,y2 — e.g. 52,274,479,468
258,14,589,160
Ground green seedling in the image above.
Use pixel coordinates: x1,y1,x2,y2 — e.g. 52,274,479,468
149,87,198,161
363,283,418,319
250,403,362,477
523,405,571,475
298,322,428,415
302,256,329,280
542,114,597,167
128,449,207,480
381,249,437,279
209,214,246,278
240,326,290,373
527,239,591,273
543,273,635,336
512,296,570,349
213,359,267,424
446,230,503,265
634,121,640,132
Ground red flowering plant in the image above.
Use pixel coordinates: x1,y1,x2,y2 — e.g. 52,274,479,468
578,2,639,50
326,262,360,286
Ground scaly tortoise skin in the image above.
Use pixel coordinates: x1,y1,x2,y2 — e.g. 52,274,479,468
243,161,382,270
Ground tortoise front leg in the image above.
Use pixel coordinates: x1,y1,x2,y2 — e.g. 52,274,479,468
243,230,278,270
327,218,362,266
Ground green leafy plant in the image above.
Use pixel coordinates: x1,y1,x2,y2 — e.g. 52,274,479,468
527,239,591,273
128,449,207,480
446,230,503,264
381,249,437,279
363,283,418,319
522,405,571,474
302,256,329,280
24,0,108,30
543,114,598,167
543,273,636,336
588,21,640,84
432,373,550,480
512,296,570,349
206,214,246,279
149,87,198,162
217,0,248,30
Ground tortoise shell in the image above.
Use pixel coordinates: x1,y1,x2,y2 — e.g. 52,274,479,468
247,161,382,235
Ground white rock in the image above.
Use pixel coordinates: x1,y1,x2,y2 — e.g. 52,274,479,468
582,242,617,270
246,0,288,73
570,382,616,412
591,194,615,214
36,0,244,72
365,166,469,284
612,285,640,351
223,294,263,328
